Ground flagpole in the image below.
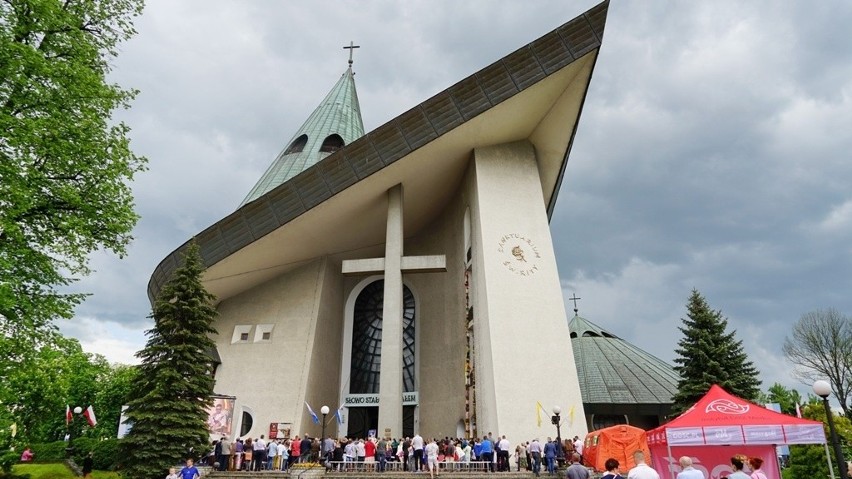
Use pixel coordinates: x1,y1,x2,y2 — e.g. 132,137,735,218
66,406,83,458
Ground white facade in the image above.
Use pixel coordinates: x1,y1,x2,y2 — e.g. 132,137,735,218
211,140,587,444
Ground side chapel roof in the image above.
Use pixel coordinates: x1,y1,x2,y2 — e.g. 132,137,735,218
569,314,680,405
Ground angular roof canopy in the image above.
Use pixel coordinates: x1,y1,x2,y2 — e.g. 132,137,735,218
148,1,610,304
647,384,826,446
240,67,365,206
569,314,680,405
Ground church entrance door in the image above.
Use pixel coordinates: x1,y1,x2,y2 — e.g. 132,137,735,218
347,407,378,439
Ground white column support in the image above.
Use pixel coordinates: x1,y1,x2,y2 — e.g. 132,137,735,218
377,184,404,439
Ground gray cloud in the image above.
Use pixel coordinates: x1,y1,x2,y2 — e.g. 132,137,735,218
60,1,852,400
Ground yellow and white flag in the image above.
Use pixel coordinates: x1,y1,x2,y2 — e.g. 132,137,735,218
536,401,547,427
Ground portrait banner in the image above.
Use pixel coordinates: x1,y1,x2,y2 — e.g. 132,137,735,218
207,397,235,436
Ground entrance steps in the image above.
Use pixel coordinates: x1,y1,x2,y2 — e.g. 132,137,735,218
206,471,569,479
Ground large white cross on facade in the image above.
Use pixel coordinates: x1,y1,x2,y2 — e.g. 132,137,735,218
341,184,446,438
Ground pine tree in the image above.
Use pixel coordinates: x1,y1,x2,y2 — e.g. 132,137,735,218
671,289,761,413
122,243,217,479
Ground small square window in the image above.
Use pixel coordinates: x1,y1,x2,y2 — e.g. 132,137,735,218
232,325,253,344
254,324,274,343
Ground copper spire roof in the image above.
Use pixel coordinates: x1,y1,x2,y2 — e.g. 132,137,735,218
240,66,365,206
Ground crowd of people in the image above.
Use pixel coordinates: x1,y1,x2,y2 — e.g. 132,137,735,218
182,438,774,479
203,432,590,476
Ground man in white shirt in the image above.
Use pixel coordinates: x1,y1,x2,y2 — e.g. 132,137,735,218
628,451,660,479
497,435,510,472
425,438,440,479
573,436,584,459
527,438,542,477
412,433,425,472
676,456,703,479
253,435,267,471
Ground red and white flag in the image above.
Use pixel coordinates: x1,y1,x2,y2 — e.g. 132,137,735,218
795,403,802,418
66,405,72,426
83,405,97,427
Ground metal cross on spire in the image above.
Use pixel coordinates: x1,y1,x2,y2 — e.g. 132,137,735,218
569,293,581,315
343,41,360,67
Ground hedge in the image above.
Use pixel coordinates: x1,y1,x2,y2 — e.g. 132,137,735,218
30,439,122,471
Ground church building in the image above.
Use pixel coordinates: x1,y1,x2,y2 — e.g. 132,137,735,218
148,2,610,443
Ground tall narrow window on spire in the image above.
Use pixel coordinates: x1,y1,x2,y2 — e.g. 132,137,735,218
284,134,308,154
319,134,345,153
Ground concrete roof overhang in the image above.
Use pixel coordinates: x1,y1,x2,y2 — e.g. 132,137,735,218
148,1,609,304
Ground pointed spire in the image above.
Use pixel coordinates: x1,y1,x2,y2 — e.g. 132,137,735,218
240,62,365,207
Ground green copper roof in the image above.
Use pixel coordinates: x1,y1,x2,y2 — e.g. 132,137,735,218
240,67,365,206
569,314,680,405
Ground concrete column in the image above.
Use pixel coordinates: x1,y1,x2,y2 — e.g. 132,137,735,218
378,184,403,438
469,141,586,443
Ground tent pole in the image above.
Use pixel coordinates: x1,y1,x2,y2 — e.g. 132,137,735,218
667,443,675,479
825,443,836,479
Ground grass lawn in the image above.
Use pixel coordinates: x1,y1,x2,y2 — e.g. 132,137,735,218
12,463,123,479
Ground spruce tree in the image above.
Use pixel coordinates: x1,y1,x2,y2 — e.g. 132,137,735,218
122,243,217,479
671,289,761,413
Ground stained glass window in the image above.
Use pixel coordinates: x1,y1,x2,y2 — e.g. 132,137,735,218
350,280,416,394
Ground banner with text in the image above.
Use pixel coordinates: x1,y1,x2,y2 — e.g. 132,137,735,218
650,445,779,479
344,392,418,407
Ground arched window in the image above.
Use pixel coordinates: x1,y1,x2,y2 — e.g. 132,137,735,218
240,410,253,437
350,280,416,394
319,134,345,153
284,134,308,154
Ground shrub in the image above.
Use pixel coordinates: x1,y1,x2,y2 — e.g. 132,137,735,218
29,443,67,464
0,452,18,473
28,439,122,471
71,438,123,471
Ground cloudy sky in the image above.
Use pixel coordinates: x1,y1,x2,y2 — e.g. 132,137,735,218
59,1,852,398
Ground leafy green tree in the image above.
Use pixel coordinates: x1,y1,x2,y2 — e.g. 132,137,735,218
763,382,804,416
93,364,137,439
0,0,146,339
671,289,761,413
787,400,852,479
783,308,852,417
122,243,218,479
2,336,81,444
0,331,135,447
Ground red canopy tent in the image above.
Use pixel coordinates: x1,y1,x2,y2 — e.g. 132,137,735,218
647,385,829,479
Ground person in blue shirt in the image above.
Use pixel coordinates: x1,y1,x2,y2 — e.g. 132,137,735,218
179,459,199,479
480,436,494,472
543,438,557,474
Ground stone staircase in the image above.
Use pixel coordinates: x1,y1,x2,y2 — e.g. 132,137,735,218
204,469,588,479
206,470,556,479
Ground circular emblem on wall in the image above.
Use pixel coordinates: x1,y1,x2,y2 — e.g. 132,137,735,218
497,233,542,277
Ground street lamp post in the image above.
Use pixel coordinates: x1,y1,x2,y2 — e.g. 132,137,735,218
813,380,847,479
66,406,83,458
552,406,564,467
320,406,330,461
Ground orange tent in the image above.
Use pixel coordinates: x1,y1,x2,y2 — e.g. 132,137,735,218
583,424,650,473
